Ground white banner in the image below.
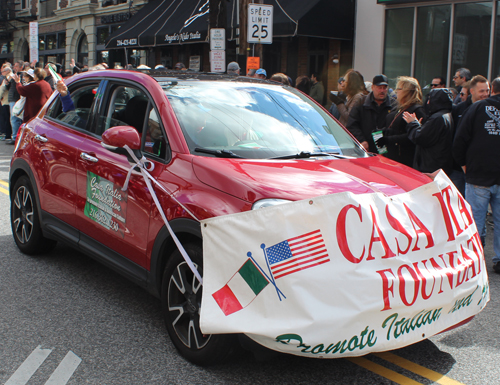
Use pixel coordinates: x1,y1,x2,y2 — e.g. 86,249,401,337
200,172,489,357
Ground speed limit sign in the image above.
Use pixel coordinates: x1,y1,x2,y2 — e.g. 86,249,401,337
248,4,273,44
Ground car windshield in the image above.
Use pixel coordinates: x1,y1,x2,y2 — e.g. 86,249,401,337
163,81,366,159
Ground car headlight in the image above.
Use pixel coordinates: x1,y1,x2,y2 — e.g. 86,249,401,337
252,199,292,210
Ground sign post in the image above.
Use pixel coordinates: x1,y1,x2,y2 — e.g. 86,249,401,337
29,22,39,64
247,4,273,44
210,28,226,73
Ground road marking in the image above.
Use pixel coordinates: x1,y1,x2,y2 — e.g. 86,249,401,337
45,351,82,385
5,346,81,385
374,352,465,385
347,357,423,385
5,345,52,385
0,180,8,195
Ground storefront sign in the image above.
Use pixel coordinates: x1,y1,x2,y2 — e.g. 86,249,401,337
200,172,488,357
210,50,226,73
164,31,202,44
101,13,131,24
210,28,225,50
116,38,137,47
248,4,273,44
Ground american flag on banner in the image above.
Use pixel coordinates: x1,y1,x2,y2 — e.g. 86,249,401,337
265,229,330,279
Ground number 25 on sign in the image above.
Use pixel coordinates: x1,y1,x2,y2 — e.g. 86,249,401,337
248,4,273,44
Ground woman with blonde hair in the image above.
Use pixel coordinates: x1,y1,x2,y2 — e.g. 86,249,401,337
329,69,368,126
376,76,425,167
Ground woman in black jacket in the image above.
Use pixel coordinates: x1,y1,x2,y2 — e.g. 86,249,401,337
377,76,425,167
403,88,454,175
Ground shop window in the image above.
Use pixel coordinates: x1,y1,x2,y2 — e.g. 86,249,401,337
383,8,414,88
97,27,110,45
78,35,89,67
47,34,57,50
59,33,66,49
452,2,492,82
102,0,127,6
414,5,451,89
40,0,57,18
39,37,45,51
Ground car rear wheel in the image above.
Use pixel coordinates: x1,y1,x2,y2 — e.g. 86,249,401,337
11,176,57,255
161,242,239,365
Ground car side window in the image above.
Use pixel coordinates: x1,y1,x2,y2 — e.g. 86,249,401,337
143,108,168,160
95,86,150,135
46,83,98,131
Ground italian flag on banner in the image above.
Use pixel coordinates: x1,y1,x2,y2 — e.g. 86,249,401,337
212,259,269,316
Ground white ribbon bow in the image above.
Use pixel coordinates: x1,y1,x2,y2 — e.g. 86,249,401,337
121,145,203,284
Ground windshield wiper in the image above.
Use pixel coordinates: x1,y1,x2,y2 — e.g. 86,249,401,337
270,151,332,160
194,147,244,158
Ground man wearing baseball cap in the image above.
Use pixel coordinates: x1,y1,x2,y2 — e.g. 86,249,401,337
347,74,393,153
255,68,267,79
227,61,240,75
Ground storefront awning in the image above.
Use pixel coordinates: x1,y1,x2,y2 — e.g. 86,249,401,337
270,0,353,40
105,0,354,49
105,0,210,49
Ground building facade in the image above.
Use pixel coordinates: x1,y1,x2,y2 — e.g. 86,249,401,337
0,0,356,104
355,0,500,88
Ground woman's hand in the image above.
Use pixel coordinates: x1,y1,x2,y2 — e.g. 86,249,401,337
402,111,423,124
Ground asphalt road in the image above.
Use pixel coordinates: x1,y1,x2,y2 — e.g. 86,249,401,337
0,141,499,384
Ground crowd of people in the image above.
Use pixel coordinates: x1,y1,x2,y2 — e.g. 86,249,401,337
230,61,498,275
0,58,497,274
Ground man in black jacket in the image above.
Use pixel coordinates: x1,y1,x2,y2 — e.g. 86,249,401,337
450,75,490,196
403,88,453,175
453,78,500,274
346,74,393,153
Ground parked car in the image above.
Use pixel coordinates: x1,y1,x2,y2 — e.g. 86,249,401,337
10,70,434,365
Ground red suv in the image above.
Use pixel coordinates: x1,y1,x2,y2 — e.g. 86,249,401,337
10,70,430,364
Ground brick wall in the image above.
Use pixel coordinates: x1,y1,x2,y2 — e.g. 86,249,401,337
39,23,66,34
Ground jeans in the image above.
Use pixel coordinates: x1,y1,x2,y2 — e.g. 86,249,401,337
466,183,500,263
449,169,466,198
9,101,23,139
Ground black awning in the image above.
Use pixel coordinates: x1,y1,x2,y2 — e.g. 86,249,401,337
270,0,354,40
105,0,210,49
105,0,354,49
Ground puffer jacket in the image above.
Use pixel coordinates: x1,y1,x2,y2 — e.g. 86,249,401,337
406,88,454,174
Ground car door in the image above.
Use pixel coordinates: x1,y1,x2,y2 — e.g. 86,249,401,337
75,81,168,270
29,79,101,232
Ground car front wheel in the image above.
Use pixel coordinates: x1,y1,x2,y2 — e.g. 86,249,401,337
11,175,57,254
161,242,239,365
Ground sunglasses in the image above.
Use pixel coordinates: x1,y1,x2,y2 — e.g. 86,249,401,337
460,92,466,96
430,84,441,87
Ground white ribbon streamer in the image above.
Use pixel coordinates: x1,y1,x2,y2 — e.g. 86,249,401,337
121,145,203,284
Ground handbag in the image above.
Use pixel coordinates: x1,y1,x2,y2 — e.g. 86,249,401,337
12,96,25,118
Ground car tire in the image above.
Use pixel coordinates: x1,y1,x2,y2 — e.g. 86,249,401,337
161,242,239,365
11,176,57,255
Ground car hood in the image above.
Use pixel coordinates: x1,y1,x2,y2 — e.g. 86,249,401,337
192,155,431,203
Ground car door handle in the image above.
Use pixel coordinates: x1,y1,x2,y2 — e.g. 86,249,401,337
80,152,99,163
34,134,48,143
